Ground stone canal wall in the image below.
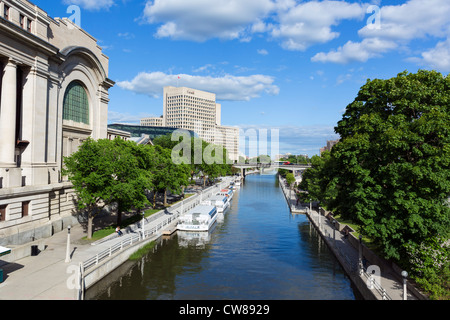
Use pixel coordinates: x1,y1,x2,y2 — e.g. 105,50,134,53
278,174,426,300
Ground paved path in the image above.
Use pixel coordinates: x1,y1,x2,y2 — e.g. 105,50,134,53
0,178,233,300
279,177,418,300
0,213,166,300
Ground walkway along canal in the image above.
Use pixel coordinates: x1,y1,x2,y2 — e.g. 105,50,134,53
279,175,424,300
86,174,359,300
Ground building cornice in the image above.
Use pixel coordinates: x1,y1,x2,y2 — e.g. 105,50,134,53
0,16,61,62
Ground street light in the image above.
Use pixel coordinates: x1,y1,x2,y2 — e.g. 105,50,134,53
65,225,71,263
332,219,336,247
401,271,408,300
358,235,363,275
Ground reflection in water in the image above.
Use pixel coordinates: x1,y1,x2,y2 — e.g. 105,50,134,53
86,174,357,300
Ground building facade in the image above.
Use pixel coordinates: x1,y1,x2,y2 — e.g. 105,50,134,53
140,116,163,127
215,125,240,163
0,0,114,246
163,86,219,143
320,139,340,155
147,86,239,162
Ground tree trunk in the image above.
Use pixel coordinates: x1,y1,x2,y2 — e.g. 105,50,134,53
164,189,168,207
116,202,122,226
87,215,94,240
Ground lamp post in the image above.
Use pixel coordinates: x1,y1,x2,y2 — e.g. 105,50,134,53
318,207,321,231
358,235,363,275
332,219,336,247
141,215,145,240
65,225,71,263
309,199,312,214
401,271,408,300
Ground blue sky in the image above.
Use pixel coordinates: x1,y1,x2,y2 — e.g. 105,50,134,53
34,0,450,157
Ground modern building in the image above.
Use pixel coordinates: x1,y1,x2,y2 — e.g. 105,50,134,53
107,123,197,141
140,116,164,127
215,125,240,163
163,86,219,143
320,139,340,155
0,0,114,247
142,86,239,162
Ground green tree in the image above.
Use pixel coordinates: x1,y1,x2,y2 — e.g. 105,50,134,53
153,145,190,206
110,139,154,226
298,151,338,205
286,173,296,188
63,138,154,238
62,138,115,239
330,70,450,261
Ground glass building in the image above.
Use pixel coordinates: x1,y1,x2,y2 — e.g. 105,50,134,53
107,123,197,140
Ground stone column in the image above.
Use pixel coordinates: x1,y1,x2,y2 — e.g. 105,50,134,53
0,59,18,167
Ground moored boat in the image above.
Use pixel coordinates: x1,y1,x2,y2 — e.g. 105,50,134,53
203,194,230,213
177,205,218,232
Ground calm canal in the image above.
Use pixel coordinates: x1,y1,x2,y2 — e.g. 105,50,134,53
86,174,358,300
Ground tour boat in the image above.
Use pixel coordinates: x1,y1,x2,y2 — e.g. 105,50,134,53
202,194,230,213
218,188,234,201
177,205,218,232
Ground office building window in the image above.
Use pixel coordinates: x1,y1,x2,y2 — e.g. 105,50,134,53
63,81,89,125
0,205,6,222
22,201,30,218
4,5,10,20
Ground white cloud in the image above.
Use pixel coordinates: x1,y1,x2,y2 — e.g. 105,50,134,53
271,0,366,51
313,0,450,66
415,39,450,72
358,0,450,41
312,38,398,64
63,0,115,11
257,49,269,55
116,71,280,101
142,0,275,42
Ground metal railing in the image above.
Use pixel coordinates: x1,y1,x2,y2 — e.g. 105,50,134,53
279,176,393,301
81,178,233,272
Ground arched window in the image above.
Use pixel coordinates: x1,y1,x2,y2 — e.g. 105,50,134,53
63,81,89,125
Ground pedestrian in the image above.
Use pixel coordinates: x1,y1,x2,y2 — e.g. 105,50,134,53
116,226,123,237
344,228,349,240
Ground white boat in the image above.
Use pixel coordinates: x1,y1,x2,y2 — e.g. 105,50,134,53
177,205,218,232
235,180,241,187
218,188,234,201
203,194,230,213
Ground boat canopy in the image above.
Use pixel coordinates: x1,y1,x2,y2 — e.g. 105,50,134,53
186,205,217,217
0,246,11,257
210,195,227,203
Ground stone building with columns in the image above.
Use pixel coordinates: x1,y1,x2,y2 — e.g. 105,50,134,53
0,0,114,247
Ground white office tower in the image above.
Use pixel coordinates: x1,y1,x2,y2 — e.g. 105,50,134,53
162,86,239,162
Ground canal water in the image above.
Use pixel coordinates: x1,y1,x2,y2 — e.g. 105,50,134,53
86,174,358,300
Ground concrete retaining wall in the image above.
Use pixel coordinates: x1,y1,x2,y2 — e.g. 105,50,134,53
82,234,159,292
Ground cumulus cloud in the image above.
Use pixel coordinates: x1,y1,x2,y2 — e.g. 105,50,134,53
312,38,398,64
271,0,366,51
414,39,450,72
313,0,450,67
116,71,280,101
63,0,115,11
142,0,275,42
